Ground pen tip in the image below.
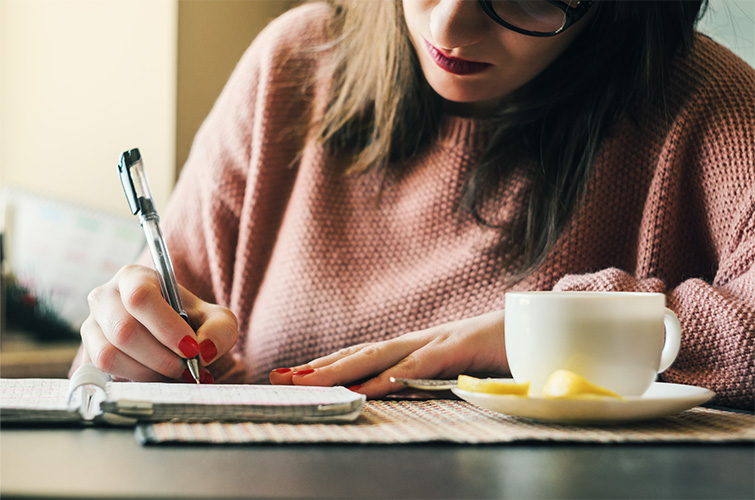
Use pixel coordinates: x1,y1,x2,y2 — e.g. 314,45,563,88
186,358,201,384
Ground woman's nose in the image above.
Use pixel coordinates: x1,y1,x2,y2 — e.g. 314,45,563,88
429,0,487,50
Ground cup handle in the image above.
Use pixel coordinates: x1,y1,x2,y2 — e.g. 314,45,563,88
658,308,682,373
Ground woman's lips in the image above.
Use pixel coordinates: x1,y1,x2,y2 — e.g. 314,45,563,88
424,40,491,76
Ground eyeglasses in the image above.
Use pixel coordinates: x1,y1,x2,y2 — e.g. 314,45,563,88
478,0,593,37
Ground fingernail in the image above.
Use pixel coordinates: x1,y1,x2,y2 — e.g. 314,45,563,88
178,336,200,358
181,368,194,383
347,384,362,392
292,368,315,376
200,370,214,384
199,339,217,363
272,367,292,374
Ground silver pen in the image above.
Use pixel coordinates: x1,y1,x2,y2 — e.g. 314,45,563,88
118,148,201,384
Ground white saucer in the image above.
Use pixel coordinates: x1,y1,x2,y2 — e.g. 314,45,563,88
451,382,715,424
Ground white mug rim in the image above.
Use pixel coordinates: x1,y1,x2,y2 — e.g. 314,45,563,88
506,291,665,300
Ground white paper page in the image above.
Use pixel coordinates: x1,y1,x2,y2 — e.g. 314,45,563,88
107,382,362,406
0,378,76,411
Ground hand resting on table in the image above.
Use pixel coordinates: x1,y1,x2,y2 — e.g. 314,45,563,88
269,309,509,398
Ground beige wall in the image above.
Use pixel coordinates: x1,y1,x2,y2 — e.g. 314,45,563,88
0,0,294,216
176,0,295,178
0,0,178,214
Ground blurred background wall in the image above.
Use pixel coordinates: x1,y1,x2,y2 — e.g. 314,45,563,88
0,0,295,215
0,0,753,214
175,0,297,180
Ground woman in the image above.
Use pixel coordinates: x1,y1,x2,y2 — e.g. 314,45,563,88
74,0,754,408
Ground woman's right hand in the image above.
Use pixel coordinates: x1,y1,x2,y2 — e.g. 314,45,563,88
78,264,238,382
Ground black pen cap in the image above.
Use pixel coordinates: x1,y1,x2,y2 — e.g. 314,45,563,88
119,148,156,217
121,148,141,168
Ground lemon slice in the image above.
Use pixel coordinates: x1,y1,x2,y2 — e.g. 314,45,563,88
457,375,530,395
542,370,623,400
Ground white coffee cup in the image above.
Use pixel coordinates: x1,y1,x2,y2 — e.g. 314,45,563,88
505,291,682,397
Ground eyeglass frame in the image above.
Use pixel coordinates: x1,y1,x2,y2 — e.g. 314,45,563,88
478,0,594,37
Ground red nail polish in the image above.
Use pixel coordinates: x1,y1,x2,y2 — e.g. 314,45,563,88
347,384,362,392
272,368,292,374
181,369,195,383
293,369,315,376
200,370,214,384
179,336,200,358
199,339,217,363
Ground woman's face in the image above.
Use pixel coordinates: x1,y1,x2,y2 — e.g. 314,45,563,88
402,0,591,115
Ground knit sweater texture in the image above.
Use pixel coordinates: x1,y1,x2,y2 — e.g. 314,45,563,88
158,4,754,408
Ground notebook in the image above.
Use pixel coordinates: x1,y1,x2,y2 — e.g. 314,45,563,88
0,364,365,425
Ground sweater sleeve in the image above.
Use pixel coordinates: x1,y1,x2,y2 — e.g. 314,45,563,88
553,43,755,409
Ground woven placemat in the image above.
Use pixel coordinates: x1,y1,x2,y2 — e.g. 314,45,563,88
136,400,754,445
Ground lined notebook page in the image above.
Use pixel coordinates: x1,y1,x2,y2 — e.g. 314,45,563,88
0,378,89,423
0,378,74,411
107,382,361,406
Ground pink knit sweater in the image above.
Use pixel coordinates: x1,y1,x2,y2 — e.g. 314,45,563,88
159,4,754,408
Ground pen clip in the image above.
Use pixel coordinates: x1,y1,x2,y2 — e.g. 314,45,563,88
118,149,141,215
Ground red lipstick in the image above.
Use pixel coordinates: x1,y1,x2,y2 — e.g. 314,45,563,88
424,40,491,76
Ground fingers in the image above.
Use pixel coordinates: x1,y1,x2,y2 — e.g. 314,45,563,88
187,299,238,366
269,337,417,388
80,315,172,382
115,266,198,359
83,267,183,380
270,337,442,397
318,336,427,383
82,264,239,382
270,310,508,398
268,333,442,396
269,343,367,385
356,338,459,398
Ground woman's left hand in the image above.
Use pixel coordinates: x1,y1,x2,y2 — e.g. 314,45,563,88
269,309,508,398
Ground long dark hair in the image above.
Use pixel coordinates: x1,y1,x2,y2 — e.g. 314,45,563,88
314,0,706,279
